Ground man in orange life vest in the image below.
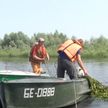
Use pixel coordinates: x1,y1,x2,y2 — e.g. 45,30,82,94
29,38,49,74
57,39,88,79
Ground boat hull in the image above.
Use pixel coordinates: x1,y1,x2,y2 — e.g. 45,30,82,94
0,77,91,108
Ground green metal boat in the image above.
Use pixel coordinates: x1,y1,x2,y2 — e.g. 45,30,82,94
0,70,91,108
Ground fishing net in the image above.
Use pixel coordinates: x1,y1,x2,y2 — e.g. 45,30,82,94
85,76,108,100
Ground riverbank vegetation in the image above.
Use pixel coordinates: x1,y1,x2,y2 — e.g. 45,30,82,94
0,30,108,59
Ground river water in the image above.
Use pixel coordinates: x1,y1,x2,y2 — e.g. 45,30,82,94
0,57,108,108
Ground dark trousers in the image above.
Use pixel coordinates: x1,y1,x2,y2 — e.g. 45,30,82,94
57,56,77,79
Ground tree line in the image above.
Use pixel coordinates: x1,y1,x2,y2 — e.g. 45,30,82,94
0,30,67,57
0,30,108,58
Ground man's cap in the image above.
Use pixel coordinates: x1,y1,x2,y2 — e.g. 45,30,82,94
73,38,84,47
77,39,84,47
38,38,45,42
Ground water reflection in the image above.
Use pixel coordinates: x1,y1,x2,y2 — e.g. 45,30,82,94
85,59,108,86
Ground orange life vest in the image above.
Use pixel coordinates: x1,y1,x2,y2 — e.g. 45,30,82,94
35,45,47,58
29,44,47,62
57,40,82,62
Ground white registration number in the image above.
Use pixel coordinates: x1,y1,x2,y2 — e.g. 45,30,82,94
24,87,55,98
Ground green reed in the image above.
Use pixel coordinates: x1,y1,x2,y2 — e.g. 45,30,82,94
86,76,108,100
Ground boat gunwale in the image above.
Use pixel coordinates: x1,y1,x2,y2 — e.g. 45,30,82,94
1,77,88,84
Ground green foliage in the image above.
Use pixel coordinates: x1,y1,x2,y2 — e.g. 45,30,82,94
2,32,31,49
0,30,67,57
86,76,108,100
83,36,108,58
0,31,108,58
0,48,30,57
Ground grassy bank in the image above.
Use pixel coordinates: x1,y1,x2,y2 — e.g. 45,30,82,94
0,46,108,59
0,48,29,58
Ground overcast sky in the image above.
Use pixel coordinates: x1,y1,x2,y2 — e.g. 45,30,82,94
0,0,108,40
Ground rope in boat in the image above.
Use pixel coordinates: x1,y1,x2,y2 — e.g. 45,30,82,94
73,80,78,108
